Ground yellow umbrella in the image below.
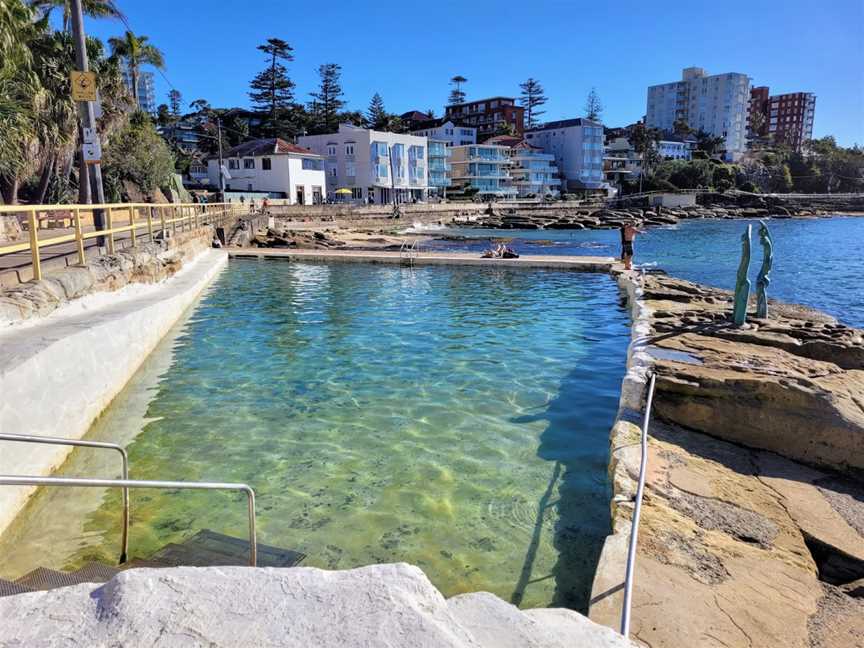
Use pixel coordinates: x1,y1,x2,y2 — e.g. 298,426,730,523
335,188,352,195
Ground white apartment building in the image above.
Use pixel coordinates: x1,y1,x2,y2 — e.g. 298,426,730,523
207,138,326,205
657,138,694,160
299,124,429,203
646,67,750,161
410,119,477,147
524,118,605,192
449,144,516,198
122,69,157,114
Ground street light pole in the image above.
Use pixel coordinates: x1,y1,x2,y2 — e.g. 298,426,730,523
70,0,106,236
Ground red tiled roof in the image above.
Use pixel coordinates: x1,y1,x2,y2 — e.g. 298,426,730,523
221,138,318,159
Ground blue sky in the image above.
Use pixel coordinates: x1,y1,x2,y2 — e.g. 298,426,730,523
83,0,863,145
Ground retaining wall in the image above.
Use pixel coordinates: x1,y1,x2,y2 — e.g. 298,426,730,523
0,242,227,537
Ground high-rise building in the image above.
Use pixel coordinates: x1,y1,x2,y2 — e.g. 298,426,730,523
444,97,525,142
748,87,816,151
646,67,750,161
122,69,157,114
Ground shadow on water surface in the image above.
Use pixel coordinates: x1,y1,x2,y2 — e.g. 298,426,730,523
509,364,617,612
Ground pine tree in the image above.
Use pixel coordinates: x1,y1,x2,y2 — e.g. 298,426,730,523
168,89,182,118
519,78,547,129
248,38,295,136
448,75,467,105
584,87,603,121
366,93,387,129
308,63,346,134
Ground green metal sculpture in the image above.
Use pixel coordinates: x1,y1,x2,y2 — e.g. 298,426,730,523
732,224,752,326
755,220,773,319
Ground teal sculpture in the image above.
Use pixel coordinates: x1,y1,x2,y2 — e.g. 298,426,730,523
732,225,752,326
755,221,773,319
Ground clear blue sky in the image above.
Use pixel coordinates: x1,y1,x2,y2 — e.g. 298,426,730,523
84,0,863,145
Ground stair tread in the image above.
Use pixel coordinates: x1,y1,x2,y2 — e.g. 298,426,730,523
149,542,250,567
0,578,33,597
15,567,87,591
181,529,306,567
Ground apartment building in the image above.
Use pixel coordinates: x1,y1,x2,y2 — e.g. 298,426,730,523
444,97,525,142
299,124,429,203
524,118,605,192
206,138,326,204
427,140,452,197
122,69,157,114
486,135,560,197
646,67,750,161
410,118,477,147
748,86,816,151
449,144,515,198
657,135,696,160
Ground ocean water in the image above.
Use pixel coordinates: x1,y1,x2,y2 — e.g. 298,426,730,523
427,216,864,327
0,260,630,611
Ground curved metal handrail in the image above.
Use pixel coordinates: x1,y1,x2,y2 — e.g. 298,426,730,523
620,371,656,638
0,433,130,563
0,475,257,566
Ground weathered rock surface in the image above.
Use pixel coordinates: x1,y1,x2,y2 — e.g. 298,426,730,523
0,563,636,648
253,227,347,249
0,226,212,327
643,274,864,473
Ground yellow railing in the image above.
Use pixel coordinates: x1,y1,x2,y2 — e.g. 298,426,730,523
0,202,241,281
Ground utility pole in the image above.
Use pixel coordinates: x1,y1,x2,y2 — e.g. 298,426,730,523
217,118,225,199
70,0,106,240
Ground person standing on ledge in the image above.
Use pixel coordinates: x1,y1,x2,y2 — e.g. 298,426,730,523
620,221,645,271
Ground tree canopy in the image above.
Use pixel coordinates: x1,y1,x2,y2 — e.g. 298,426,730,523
519,78,547,129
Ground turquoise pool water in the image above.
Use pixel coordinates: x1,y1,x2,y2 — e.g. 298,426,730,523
0,260,630,610
428,216,864,327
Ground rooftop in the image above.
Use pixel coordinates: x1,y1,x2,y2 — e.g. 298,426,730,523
220,138,318,159
526,117,602,132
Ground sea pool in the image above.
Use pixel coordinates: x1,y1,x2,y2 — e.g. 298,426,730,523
425,216,864,327
0,260,630,610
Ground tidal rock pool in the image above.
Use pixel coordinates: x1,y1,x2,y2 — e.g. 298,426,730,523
0,260,630,610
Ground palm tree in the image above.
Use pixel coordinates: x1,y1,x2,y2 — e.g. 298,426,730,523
108,30,164,108
29,0,123,32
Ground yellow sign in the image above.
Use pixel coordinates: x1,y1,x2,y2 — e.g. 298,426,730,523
70,71,97,102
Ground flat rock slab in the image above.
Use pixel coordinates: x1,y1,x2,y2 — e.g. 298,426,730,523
0,563,636,648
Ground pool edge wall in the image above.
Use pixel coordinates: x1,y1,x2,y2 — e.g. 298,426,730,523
587,269,654,629
0,249,228,539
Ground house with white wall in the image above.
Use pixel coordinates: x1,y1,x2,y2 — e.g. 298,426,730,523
298,124,429,204
207,138,326,204
410,118,476,147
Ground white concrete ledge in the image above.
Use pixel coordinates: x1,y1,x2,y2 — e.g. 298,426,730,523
0,250,227,537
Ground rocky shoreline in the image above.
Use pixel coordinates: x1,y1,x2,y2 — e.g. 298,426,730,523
468,194,864,230
591,271,864,648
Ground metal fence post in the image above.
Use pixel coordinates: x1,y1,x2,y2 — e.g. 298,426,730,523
106,207,115,254
73,207,85,265
28,209,42,281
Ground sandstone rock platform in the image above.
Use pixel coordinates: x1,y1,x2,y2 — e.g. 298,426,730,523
0,563,636,648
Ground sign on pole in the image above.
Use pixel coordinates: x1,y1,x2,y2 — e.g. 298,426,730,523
70,70,97,102
82,140,102,164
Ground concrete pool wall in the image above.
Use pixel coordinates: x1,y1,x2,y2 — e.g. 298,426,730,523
0,245,227,537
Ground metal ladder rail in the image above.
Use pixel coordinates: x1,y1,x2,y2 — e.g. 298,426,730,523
0,433,130,563
0,475,257,566
620,371,657,638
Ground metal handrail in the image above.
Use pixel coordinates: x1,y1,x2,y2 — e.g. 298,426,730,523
0,475,257,566
620,371,656,638
0,433,130,563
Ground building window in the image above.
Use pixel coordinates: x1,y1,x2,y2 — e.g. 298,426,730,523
346,161,356,177
262,158,271,170
351,188,362,200
345,144,355,156
302,158,323,170
228,159,239,170
330,167,337,177
243,159,255,169
327,145,337,156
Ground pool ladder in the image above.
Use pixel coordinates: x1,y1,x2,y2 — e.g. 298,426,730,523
0,433,257,566
399,239,420,266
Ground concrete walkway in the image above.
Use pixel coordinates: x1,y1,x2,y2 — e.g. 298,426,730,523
228,248,619,272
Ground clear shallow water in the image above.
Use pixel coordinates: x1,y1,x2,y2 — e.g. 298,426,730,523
0,260,629,610
428,216,864,327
